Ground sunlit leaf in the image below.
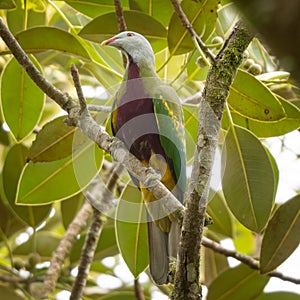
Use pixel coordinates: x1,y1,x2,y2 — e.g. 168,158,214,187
222,125,275,232
79,10,167,52
129,0,173,26
168,0,218,55
115,184,149,277
228,70,286,121
28,116,77,162
2,144,52,228
207,264,269,300
66,0,129,18
1,57,45,141
223,96,300,138
15,27,90,59
260,195,300,274
16,139,103,205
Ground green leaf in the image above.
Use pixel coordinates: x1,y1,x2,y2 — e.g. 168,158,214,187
1,57,45,141
13,231,61,259
28,116,77,162
129,0,173,26
115,184,149,277
0,286,23,300
0,198,25,240
60,193,85,229
15,27,90,59
215,3,240,38
79,10,167,52
228,70,286,121
233,221,255,255
183,104,198,162
2,144,52,228
254,292,300,300
207,264,269,300
260,195,300,274
204,246,229,286
207,191,234,238
223,96,300,138
16,138,103,205
168,0,219,55
186,49,209,81
0,0,16,9
66,0,129,18
222,125,275,232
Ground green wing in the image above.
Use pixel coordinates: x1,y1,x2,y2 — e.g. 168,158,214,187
152,84,186,202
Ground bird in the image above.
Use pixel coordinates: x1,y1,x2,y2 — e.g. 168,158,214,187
102,31,186,285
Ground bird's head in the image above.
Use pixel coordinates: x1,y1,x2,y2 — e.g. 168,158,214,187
102,31,155,71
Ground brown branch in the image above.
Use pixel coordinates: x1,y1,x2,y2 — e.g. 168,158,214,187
171,21,254,300
202,237,300,285
42,201,93,299
114,0,127,68
170,0,216,63
114,0,127,32
134,278,145,300
0,18,185,224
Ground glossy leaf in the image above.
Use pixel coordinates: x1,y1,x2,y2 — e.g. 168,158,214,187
13,231,61,259
1,57,45,141
0,197,25,240
204,246,229,286
66,0,129,18
79,10,167,52
223,96,300,138
129,0,173,26
16,139,103,205
254,292,300,300
28,116,77,162
60,193,85,229
168,0,218,55
115,184,149,277
207,191,234,238
207,264,269,300
222,125,275,232
2,144,52,228
228,70,286,121
15,27,90,59
260,195,300,274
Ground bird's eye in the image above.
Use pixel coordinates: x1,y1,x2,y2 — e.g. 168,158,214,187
127,32,133,37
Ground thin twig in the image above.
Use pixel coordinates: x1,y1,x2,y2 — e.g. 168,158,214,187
71,64,87,112
170,0,216,63
201,237,300,284
42,201,93,299
134,278,145,300
87,104,111,113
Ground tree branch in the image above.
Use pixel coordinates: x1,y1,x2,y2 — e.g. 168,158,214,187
42,201,93,299
0,18,185,225
171,20,254,300
202,237,300,285
170,0,216,63
134,278,145,300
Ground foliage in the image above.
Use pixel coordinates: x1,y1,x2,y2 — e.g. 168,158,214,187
0,0,299,299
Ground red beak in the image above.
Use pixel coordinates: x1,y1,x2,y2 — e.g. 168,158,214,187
101,37,117,46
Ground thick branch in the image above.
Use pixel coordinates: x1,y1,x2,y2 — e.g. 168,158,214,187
171,21,254,300
114,0,127,32
202,237,300,285
42,201,93,299
170,0,216,63
0,18,184,224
